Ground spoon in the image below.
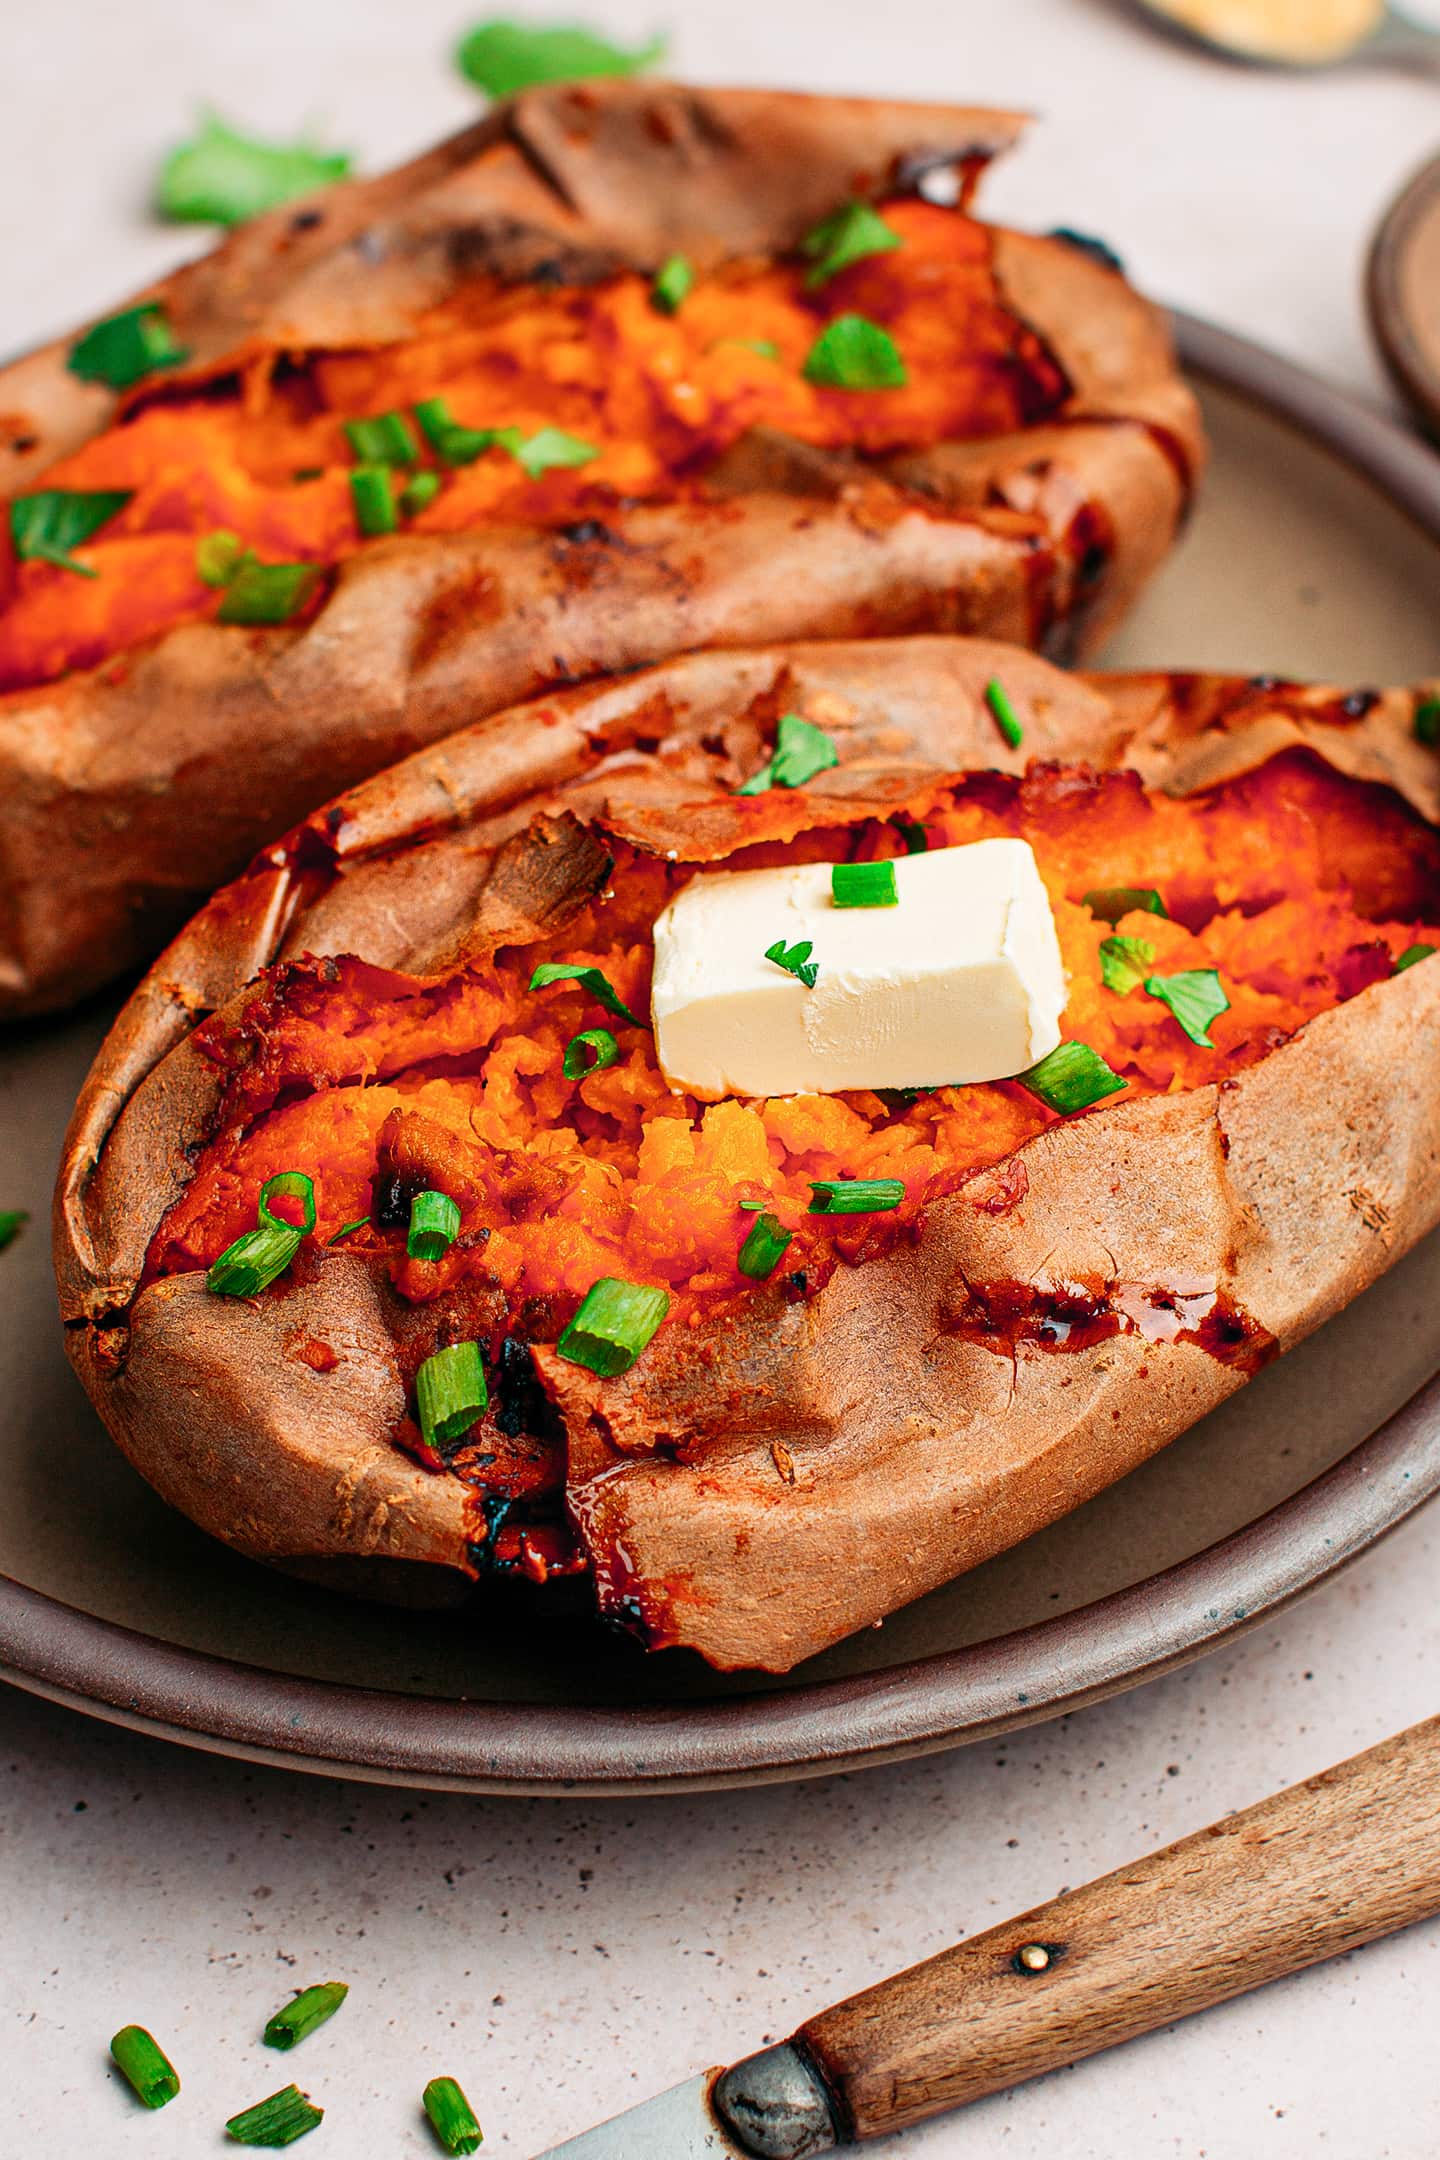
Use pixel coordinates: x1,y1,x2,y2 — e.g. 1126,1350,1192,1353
1135,0,1440,69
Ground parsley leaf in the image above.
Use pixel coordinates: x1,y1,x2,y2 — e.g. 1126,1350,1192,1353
801,201,901,288
156,114,351,226
736,713,840,795
765,938,819,990
1099,934,1156,996
10,490,132,577
456,20,667,97
803,314,906,390
1143,967,1230,1047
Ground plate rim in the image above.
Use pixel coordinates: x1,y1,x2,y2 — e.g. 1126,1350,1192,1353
4,309,1439,1793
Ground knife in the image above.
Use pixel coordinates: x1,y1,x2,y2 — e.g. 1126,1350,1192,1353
540,1713,1440,2156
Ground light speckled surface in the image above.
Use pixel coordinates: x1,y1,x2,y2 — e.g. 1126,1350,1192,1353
4,1,1440,2153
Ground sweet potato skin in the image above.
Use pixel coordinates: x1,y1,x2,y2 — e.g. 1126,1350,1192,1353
0,81,1202,1017
53,636,1440,1669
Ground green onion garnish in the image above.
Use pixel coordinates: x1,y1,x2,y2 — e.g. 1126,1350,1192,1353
416,1342,488,1453
408,1190,461,1263
207,1171,315,1297
528,962,646,1027
455,19,666,96
1098,933,1156,995
651,254,694,313
0,1209,28,1251
1018,1041,1128,1114
801,200,902,288
831,860,897,909
263,1982,349,2051
1396,942,1436,972
68,302,189,390
736,711,840,795
712,337,781,360
10,488,132,576
350,464,398,536
344,411,419,467
556,1278,670,1377
802,313,906,390
412,398,492,466
217,562,322,625
1143,967,1229,1047
1414,697,1440,746
985,677,1023,750
765,937,819,989
563,1026,621,1078
495,426,600,479
738,1211,793,1279
110,2025,180,2109
327,1216,371,1245
156,115,352,227
400,470,442,517
423,2075,484,2155
196,530,254,588
1083,886,1168,925
226,2084,324,2146
893,816,929,854
808,1179,904,1215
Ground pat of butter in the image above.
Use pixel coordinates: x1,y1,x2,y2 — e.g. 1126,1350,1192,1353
651,838,1067,1100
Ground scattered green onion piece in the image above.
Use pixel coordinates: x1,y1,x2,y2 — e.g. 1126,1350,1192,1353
1018,1041,1128,1115
68,302,189,390
893,816,929,854
207,1224,302,1297
1098,933,1156,995
802,313,906,390
196,529,253,587
327,1216,371,1245
736,711,840,795
110,2025,180,2109
413,398,495,466
738,1211,793,1279
801,200,902,288
263,1982,349,2051
831,860,897,909
217,562,322,625
344,411,419,467
423,2075,484,2155
1414,697,1440,747
226,2084,324,2146
0,1209,28,1251
738,1198,767,1211
808,1179,904,1216
455,20,666,96
1396,942,1436,973
350,464,398,536
557,1278,669,1377
528,962,645,1028
985,676,1023,750
712,337,781,361
408,1190,461,1263
401,470,442,517
1083,885,1168,925
1143,967,1229,1048
156,115,351,227
259,1171,317,1234
416,1342,488,1453
10,488,132,576
495,425,600,479
563,1026,621,1078
651,254,694,313
765,936,819,989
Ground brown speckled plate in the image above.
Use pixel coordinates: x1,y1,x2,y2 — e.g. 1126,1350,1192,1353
1369,152,1440,443
2,314,1439,1794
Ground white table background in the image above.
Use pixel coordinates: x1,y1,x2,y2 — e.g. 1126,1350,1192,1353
4,3,1439,2153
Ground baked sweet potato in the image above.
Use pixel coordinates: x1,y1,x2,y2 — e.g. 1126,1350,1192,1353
54,637,1440,1671
0,81,1201,1017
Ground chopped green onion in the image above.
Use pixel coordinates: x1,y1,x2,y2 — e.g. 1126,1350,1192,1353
1083,885,1168,925
831,860,897,909
259,1171,317,1234
893,816,929,854
1396,942,1436,973
736,711,840,795
455,20,666,96
808,1179,904,1215
350,464,398,536
217,562,322,625
344,411,419,467
495,426,599,479
528,962,645,1027
208,1171,315,1296
1414,697,1440,746
801,200,902,288
196,529,254,587
11,488,132,576
156,115,351,227
408,1190,461,1262
651,254,694,313
1018,1041,1128,1114
563,1026,621,1078
802,313,906,390
110,2025,180,2109
68,302,189,390
985,677,1023,750
765,937,819,989
226,2084,324,2146
400,470,442,517
263,1982,349,2051
712,337,781,361
413,398,495,466
738,1211,793,1279
1143,967,1229,1047
557,1278,670,1377
0,1209,28,1251
1099,933,1156,995
416,1342,488,1453
423,2075,484,2155
327,1216,371,1245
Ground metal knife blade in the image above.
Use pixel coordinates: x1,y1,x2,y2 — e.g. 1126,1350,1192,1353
537,2071,743,2158
537,2043,841,2159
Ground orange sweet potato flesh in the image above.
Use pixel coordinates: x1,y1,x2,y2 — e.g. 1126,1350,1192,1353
54,636,1440,1670
0,81,1201,1016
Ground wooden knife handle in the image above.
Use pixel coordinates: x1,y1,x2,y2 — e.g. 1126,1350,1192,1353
795,1715,1440,2141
